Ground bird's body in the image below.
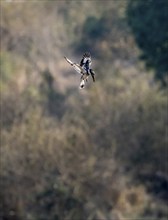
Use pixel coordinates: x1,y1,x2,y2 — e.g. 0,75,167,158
64,52,95,89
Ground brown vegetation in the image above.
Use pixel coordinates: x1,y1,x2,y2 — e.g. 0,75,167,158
1,1,167,220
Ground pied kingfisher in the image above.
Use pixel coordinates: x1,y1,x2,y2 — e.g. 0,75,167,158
64,52,95,89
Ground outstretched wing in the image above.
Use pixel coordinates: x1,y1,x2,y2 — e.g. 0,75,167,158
64,54,95,89
80,52,92,71
64,56,83,74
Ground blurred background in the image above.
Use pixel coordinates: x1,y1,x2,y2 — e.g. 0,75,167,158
0,0,168,219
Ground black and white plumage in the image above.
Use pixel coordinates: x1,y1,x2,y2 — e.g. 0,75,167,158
64,52,95,89
80,52,92,73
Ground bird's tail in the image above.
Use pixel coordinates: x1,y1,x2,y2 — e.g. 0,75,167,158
79,79,85,89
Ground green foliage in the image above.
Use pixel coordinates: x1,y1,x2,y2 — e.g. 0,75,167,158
0,51,21,92
83,16,108,40
0,52,13,83
127,0,168,84
40,69,66,118
76,15,108,55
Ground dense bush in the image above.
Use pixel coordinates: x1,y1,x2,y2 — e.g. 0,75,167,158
127,0,168,85
1,1,167,220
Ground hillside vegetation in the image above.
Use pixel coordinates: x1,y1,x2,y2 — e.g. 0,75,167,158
1,0,167,220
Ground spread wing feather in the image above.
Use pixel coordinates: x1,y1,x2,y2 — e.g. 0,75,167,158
64,56,83,74
64,54,95,89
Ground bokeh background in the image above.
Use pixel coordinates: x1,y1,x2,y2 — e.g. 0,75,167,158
1,0,168,219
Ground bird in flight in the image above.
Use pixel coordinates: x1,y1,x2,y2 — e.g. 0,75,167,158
64,52,95,89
